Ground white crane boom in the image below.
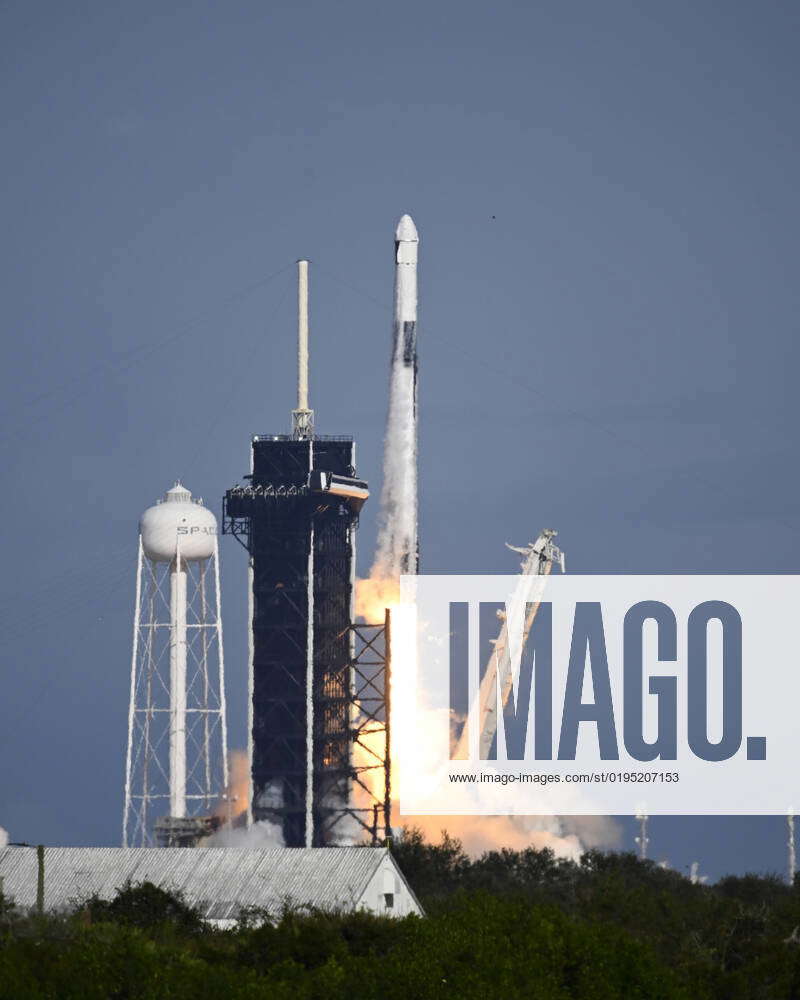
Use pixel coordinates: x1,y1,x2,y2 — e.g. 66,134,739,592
454,530,564,760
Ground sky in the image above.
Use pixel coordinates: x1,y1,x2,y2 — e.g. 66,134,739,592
0,0,798,881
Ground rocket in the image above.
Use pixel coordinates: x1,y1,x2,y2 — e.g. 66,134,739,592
373,214,420,578
393,214,419,382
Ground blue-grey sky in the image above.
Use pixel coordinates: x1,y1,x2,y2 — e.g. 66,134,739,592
1,1,798,880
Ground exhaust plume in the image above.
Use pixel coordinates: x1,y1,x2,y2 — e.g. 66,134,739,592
203,750,285,847
354,214,618,860
203,819,284,848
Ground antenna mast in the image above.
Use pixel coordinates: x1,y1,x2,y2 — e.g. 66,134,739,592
635,812,649,861
292,259,314,439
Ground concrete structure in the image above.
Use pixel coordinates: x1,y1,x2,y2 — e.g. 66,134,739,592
0,846,421,925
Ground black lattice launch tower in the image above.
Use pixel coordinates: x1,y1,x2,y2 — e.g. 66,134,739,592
223,260,380,846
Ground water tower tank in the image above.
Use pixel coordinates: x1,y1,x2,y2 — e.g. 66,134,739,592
140,482,217,562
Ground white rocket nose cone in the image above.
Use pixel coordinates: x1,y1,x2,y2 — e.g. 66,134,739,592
395,214,418,242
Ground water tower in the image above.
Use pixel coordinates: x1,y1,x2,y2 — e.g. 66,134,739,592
123,483,229,847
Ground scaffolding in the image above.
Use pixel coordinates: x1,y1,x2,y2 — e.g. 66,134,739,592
316,615,392,847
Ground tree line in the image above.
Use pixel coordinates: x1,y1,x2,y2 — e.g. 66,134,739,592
1,829,799,998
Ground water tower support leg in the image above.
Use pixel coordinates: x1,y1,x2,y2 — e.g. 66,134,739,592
169,548,187,818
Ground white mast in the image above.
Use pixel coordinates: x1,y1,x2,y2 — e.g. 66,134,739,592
635,812,650,861
292,259,314,440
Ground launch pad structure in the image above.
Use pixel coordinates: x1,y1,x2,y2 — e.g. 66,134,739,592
224,437,389,847
223,259,390,847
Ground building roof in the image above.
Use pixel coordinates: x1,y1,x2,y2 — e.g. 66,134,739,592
0,846,421,922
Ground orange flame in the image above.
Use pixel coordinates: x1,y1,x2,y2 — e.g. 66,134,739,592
352,575,615,859
215,748,249,825
354,575,399,623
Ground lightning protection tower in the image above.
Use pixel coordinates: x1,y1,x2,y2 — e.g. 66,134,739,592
123,483,229,847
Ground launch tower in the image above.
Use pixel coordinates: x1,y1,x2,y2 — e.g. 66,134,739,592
223,261,368,846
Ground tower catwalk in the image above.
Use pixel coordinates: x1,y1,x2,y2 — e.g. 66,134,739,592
223,261,368,846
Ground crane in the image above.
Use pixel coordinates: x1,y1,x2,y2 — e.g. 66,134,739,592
454,530,565,760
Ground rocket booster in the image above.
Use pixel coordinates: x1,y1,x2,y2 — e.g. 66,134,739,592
374,214,420,578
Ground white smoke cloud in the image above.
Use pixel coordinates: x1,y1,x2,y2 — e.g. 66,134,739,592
0,827,8,849
559,815,621,851
202,819,284,848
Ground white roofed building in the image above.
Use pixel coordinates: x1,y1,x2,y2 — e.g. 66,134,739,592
0,847,422,926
